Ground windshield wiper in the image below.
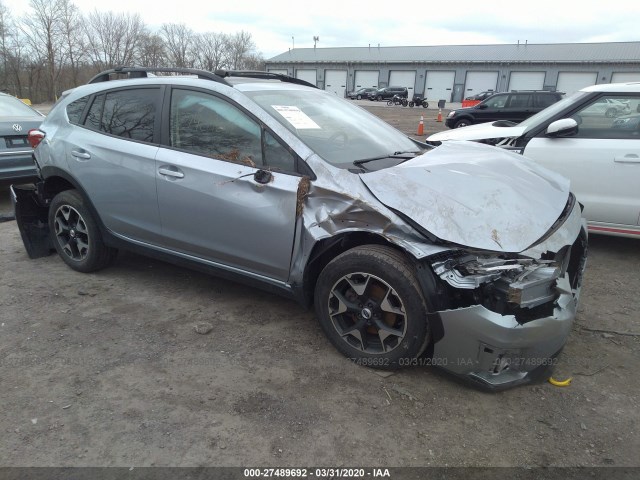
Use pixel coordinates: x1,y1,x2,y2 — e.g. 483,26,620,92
353,151,419,167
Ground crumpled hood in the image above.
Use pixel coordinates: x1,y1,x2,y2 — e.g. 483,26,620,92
427,122,526,142
359,141,570,252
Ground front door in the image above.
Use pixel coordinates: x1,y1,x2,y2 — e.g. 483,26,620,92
155,88,301,281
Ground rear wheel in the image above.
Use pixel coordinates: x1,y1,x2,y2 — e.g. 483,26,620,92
422,101,429,108
314,245,430,369
356,94,362,100
48,190,116,273
377,95,383,101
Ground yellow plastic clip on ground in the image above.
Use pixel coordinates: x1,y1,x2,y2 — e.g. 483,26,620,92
548,377,572,387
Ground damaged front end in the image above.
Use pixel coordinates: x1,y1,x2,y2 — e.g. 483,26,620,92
423,202,587,389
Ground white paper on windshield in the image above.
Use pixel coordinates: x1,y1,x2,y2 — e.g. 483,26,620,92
272,105,321,129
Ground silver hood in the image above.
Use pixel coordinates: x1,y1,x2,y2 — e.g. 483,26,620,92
427,122,526,142
359,141,570,253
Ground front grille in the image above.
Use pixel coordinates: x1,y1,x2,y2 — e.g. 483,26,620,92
567,229,588,292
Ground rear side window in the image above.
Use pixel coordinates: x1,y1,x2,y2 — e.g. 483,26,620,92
507,94,531,108
83,88,159,143
66,96,89,125
535,94,559,108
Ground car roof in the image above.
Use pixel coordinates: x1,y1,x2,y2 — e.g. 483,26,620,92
581,82,640,93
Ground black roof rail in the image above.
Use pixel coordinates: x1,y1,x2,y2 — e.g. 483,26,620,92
87,66,230,85
87,67,319,90
214,70,318,89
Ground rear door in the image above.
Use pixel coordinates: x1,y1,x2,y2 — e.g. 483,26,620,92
155,87,301,281
62,87,163,242
524,93,640,234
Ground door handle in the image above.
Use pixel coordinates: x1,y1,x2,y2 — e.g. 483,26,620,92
71,150,91,160
614,154,640,164
158,166,185,178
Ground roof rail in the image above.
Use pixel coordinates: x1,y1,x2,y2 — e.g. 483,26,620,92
87,66,229,85
214,70,318,89
87,67,319,89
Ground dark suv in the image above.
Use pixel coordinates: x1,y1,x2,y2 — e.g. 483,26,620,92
368,86,408,101
446,91,564,128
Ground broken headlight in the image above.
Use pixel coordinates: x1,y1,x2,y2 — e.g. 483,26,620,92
432,255,560,310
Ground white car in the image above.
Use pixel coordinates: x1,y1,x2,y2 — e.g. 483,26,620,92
428,83,640,239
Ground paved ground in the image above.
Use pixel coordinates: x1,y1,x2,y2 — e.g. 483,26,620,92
0,104,638,469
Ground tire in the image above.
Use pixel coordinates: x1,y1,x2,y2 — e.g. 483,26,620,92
314,245,431,369
409,102,415,107
454,119,471,128
387,100,393,106
605,108,617,118
356,95,362,100
377,95,382,101
422,101,429,108
402,99,408,107
48,190,117,273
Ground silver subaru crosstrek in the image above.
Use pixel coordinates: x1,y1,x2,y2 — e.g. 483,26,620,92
12,67,587,389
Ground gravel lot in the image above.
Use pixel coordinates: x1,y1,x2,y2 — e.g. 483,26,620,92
0,103,638,469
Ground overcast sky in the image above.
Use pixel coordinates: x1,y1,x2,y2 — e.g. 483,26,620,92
4,0,640,58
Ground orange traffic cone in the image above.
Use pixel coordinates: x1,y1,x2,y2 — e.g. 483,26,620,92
417,115,424,136
437,108,443,122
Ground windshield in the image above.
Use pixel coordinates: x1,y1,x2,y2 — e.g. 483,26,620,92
518,91,590,134
0,95,42,117
245,88,421,168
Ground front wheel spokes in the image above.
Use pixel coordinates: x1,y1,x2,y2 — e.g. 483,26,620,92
374,319,405,351
340,319,369,351
329,289,361,316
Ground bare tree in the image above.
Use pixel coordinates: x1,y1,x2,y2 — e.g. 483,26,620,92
193,32,229,71
226,31,256,70
84,11,147,70
20,0,67,100
160,23,194,68
59,0,85,87
136,32,166,67
0,1,11,90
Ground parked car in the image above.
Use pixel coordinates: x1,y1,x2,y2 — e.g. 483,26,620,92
446,91,564,129
428,82,640,239
368,86,408,101
12,67,586,390
347,87,377,100
462,90,496,107
0,92,44,184
465,91,496,102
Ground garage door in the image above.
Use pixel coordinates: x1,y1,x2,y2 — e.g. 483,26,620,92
508,72,545,91
424,71,455,103
354,70,379,89
556,72,597,95
464,71,498,98
611,72,640,83
296,69,317,86
269,69,288,75
325,70,347,97
389,70,416,98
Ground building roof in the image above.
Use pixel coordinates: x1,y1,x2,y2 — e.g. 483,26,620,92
267,42,640,64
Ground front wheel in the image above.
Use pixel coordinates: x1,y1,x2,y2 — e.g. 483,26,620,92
314,245,431,369
409,102,415,107
402,99,408,107
453,119,471,128
387,100,393,106
377,95,382,101
356,94,362,100
422,101,429,108
48,190,117,273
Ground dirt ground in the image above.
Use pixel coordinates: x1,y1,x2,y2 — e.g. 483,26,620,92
0,104,639,469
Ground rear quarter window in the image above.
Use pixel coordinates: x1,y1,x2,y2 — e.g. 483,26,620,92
66,96,90,125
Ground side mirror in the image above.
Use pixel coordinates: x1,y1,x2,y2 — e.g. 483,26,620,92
254,169,273,184
546,118,578,137
478,104,488,110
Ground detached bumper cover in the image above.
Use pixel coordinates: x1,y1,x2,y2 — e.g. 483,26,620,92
432,275,576,389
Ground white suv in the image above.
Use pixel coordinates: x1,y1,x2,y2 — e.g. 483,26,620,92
429,83,640,239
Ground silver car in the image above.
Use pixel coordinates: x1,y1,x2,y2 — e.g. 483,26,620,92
12,68,587,390
0,92,44,183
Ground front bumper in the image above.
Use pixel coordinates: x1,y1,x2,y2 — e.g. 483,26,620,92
432,274,577,390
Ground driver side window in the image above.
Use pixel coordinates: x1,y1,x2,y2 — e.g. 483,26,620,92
170,89,262,167
572,95,640,139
